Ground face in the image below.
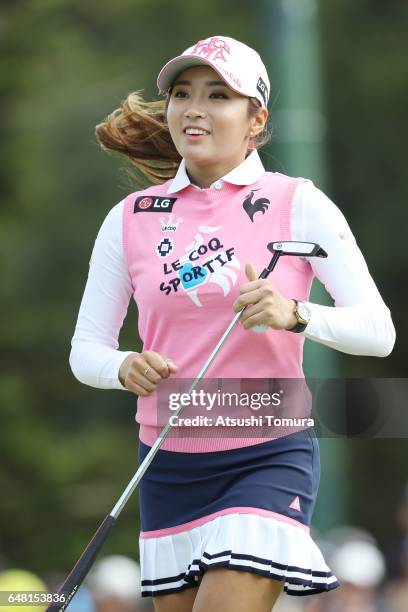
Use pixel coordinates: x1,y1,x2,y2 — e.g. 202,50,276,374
166,65,266,177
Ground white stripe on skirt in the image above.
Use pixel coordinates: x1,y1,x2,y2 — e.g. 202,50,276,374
139,512,340,597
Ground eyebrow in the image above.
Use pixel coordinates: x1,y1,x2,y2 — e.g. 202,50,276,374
171,80,228,87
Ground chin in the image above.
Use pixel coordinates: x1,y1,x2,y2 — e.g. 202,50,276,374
183,150,216,166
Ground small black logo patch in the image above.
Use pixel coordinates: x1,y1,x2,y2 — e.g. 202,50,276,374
256,77,269,107
134,196,177,214
242,189,270,222
156,237,174,258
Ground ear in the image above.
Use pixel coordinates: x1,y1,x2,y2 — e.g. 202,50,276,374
250,107,269,137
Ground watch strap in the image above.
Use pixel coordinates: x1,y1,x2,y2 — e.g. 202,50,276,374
287,321,308,333
287,299,309,333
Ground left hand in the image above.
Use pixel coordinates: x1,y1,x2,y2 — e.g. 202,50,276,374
232,263,298,331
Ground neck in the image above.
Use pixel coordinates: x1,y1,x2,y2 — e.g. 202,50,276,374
185,155,247,189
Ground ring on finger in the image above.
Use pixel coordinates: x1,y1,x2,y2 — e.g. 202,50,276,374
143,366,151,377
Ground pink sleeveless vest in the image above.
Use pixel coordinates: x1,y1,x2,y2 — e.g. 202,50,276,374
122,172,314,452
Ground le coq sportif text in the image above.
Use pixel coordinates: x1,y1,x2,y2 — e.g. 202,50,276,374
160,237,235,295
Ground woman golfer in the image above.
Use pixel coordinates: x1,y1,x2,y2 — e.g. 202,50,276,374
70,35,395,612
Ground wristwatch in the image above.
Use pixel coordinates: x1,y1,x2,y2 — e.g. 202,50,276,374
287,300,311,333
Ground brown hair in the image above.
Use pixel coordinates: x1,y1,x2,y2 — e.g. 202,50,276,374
95,90,271,187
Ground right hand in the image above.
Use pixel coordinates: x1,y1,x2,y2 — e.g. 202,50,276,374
118,350,179,396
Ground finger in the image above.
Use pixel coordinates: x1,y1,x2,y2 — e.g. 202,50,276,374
166,361,179,374
245,262,259,282
133,370,158,392
143,352,173,380
135,360,162,385
241,311,269,330
233,288,263,313
126,379,155,397
239,275,278,296
240,301,265,323
163,356,179,374
239,279,264,294
154,357,178,379
127,355,161,387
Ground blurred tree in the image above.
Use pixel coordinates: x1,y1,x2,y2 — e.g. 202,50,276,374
317,0,407,377
316,0,408,549
0,0,406,574
0,0,261,574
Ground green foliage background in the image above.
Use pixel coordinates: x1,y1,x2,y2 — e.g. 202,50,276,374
0,0,406,575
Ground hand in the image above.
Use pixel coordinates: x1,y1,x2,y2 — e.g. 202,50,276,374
119,350,179,396
232,263,298,331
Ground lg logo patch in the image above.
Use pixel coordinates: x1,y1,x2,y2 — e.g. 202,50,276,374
134,196,177,214
256,77,269,107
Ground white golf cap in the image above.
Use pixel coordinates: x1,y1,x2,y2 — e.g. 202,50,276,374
157,35,270,108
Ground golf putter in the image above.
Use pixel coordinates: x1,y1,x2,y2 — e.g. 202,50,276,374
47,241,327,612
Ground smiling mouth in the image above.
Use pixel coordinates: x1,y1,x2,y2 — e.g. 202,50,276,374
183,128,211,136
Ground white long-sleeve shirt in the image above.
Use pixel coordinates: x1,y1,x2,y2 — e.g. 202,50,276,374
70,153,396,391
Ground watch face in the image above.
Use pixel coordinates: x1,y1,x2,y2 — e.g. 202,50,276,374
298,303,311,322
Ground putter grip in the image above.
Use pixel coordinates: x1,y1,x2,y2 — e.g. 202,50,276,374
46,514,116,612
259,267,271,279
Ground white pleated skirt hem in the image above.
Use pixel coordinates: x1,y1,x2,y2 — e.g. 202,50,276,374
139,512,340,598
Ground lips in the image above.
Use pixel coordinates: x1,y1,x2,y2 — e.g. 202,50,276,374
183,125,211,135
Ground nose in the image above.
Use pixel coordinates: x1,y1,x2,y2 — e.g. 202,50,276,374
184,104,206,119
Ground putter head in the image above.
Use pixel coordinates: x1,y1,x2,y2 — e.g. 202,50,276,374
267,241,328,258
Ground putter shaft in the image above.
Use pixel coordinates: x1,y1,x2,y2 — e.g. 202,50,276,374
110,306,245,519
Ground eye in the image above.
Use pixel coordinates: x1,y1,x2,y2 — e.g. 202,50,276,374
172,89,188,98
210,92,228,99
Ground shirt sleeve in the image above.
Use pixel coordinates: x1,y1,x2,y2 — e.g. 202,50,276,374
291,181,396,357
69,199,136,390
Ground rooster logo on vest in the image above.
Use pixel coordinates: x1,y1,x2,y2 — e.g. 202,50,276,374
242,189,270,222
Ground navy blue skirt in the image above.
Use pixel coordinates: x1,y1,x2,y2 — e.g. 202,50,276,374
138,429,341,597
138,429,320,533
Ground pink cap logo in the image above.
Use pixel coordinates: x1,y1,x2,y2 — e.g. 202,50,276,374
191,37,231,63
